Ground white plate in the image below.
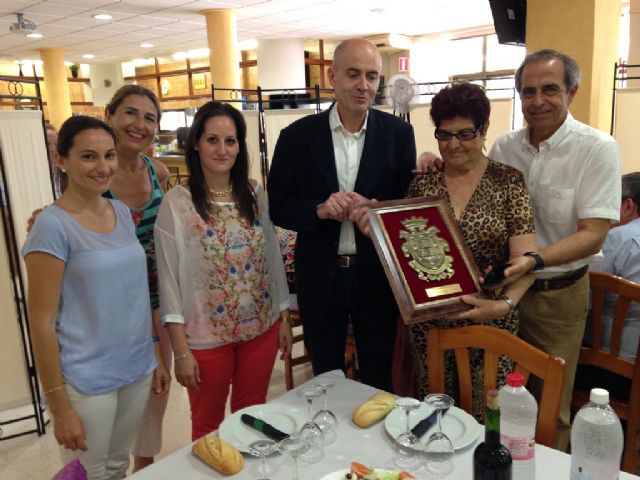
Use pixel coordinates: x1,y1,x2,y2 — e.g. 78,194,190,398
218,403,306,452
319,469,399,480
384,404,480,451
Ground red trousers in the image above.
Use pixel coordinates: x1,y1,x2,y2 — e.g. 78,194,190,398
188,321,280,441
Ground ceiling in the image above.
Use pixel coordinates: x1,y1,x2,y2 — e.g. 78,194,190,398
0,0,496,64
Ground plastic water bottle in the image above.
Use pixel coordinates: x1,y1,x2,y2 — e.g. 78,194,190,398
570,388,623,480
499,372,537,480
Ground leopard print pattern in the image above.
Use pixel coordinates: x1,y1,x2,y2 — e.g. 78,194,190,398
405,159,535,420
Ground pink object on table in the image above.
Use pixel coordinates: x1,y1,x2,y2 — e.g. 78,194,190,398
52,459,87,480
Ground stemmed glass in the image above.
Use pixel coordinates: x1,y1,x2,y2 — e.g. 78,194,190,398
278,435,309,480
295,385,325,463
312,381,339,444
392,397,423,471
247,439,277,479
423,393,455,477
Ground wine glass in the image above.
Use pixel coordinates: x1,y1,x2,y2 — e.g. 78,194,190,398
295,385,325,463
278,435,309,480
312,381,339,444
247,439,278,479
392,397,423,470
423,393,455,477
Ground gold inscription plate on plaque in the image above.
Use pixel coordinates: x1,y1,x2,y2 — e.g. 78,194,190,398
425,284,462,298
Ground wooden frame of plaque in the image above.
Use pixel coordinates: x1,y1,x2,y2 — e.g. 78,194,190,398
368,196,481,325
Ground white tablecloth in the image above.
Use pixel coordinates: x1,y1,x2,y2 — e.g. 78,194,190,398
130,370,639,480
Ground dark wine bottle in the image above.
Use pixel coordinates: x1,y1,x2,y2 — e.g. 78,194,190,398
474,389,512,480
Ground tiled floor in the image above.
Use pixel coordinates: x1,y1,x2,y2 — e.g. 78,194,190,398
0,357,313,480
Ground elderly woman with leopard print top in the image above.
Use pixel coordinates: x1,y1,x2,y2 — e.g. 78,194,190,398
355,82,537,419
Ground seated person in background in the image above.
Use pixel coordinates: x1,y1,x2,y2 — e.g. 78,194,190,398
577,171,640,398
354,82,537,419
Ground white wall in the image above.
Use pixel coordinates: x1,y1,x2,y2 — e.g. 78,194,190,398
89,63,125,107
256,39,306,90
613,88,640,173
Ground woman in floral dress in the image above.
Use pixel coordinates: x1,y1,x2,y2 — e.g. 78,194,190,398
155,101,292,440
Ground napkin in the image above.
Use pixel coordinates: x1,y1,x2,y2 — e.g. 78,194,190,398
411,408,449,439
240,414,289,442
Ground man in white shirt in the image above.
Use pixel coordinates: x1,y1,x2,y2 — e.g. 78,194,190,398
490,49,621,450
268,39,416,391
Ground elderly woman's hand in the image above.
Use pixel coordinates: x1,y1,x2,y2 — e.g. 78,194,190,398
451,295,510,323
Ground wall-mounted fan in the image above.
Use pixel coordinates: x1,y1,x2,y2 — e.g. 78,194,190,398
385,73,420,122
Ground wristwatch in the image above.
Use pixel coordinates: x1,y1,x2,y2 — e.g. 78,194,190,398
523,252,544,272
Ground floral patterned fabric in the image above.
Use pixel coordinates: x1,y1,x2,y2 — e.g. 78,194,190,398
155,184,289,349
276,226,297,293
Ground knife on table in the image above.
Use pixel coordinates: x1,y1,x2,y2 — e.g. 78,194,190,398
241,414,289,442
411,408,449,439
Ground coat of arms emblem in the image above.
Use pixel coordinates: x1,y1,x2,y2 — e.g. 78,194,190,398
399,216,454,281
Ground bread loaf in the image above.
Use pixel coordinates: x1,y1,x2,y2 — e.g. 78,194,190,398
192,435,244,475
352,391,396,428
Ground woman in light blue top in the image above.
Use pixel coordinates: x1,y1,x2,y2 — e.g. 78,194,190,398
23,116,156,480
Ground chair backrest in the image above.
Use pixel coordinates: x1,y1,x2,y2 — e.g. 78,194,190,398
283,310,310,391
426,325,566,448
283,312,359,390
575,271,640,473
582,271,640,379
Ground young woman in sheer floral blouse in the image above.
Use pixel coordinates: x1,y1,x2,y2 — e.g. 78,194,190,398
155,101,292,440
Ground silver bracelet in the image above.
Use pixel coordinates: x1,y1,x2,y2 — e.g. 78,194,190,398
499,294,515,313
174,351,192,361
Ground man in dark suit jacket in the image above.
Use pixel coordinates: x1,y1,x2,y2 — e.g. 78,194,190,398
268,38,416,391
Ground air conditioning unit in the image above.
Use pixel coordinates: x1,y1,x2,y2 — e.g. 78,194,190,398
9,13,37,35
365,34,412,53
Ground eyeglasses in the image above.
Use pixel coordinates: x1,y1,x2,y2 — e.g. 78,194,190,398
434,126,483,142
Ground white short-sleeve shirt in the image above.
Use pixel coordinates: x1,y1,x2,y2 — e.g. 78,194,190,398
490,113,621,275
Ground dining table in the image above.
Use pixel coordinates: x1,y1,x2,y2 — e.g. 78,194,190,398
129,370,640,479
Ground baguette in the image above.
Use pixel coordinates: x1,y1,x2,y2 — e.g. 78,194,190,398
192,435,244,475
352,391,396,428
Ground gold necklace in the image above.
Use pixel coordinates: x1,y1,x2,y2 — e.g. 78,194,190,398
209,185,233,197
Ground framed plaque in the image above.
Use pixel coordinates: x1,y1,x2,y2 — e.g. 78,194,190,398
368,196,481,325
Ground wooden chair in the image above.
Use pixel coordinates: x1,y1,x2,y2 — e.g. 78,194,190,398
284,310,310,391
283,311,358,390
164,166,184,191
426,325,566,448
572,271,640,473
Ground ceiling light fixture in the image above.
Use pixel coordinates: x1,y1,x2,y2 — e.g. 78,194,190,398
93,14,112,20
10,13,42,37
83,54,95,59
140,43,154,48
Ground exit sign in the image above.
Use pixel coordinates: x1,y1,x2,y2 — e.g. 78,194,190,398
398,57,409,72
